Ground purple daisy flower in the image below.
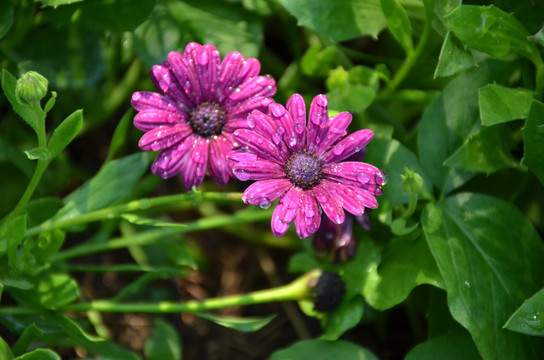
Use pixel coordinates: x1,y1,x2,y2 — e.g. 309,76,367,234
131,43,277,190
228,94,387,238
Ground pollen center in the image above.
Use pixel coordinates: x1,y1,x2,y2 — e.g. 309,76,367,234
285,152,323,190
189,102,226,138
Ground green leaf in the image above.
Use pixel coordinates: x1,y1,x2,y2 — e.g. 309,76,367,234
0,336,13,360
417,60,512,194
434,31,474,78
0,215,26,254
522,100,544,186
270,339,379,360
196,313,276,333
444,5,542,66
38,0,83,7
321,296,364,340
134,1,263,67
443,125,518,174
0,2,14,40
279,0,387,41
479,84,534,125
24,146,49,161
13,349,60,360
43,91,56,114
380,0,413,54
422,193,544,359
363,136,433,212
105,108,134,163
326,66,379,113
53,152,152,221
365,235,444,310
301,44,339,78
24,197,64,228
342,237,381,301
47,109,83,162
505,287,544,336
1,69,43,134
77,0,156,33
144,319,182,360
404,329,481,360
35,273,79,308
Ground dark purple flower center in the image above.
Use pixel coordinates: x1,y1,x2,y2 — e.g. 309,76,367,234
285,152,323,190
189,102,226,138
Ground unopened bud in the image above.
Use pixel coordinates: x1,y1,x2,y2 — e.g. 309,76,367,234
16,71,48,103
309,272,345,312
401,167,423,195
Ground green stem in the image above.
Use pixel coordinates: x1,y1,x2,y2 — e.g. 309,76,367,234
51,208,274,261
535,60,544,100
61,270,321,314
382,0,434,96
25,191,243,237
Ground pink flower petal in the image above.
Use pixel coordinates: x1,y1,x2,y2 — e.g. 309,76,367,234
269,102,301,153
131,92,180,113
232,159,285,181
314,111,352,155
227,96,275,119
294,189,322,238
232,129,287,164
168,50,203,105
191,44,221,101
179,137,209,190
271,186,302,237
149,63,193,109
322,161,383,188
134,110,187,132
208,135,233,185
286,94,307,149
138,124,192,151
217,52,261,103
321,129,374,164
151,135,197,178
314,183,345,224
241,178,292,207
306,94,330,153
227,75,276,103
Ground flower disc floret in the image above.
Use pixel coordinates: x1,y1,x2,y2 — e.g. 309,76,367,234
229,93,386,239
131,42,277,190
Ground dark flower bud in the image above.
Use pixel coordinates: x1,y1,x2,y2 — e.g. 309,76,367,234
309,272,346,312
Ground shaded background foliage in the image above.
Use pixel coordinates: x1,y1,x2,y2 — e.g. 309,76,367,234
1,0,544,359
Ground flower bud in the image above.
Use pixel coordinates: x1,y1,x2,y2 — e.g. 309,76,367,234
309,272,346,312
16,71,48,104
401,167,423,195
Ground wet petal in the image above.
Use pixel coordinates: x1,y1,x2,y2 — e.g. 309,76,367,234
314,183,345,224
315,111,352,155
208,135,233,185
269,103,301,153
217,52,261,103
134,110,187,131
322,161,383,188
321,129,374,164
286,94,307,148
191,44,221,101
149,63,193,109
306,94,330,153
241,178,292,207
227,75,276,103
232,159,285,181
131,91,180,113
138,124,192,151
294,189,322,238
232,128,287,164
151,135,196,178
271,186,302,237
168,50,203,105
227,96,275,119
179,137,209,190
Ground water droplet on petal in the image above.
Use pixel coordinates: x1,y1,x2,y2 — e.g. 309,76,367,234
247,118,256,129
316,94,328,107
257,137,264,144
375,171,388,185
374,187,383,196
277,126,285,135
357,173,370,184
317,195,328,203
272,133,282,145
332,143,345,155
259,197,271,209
305,208,315,218
197,50,209,65
270,103,286,117
288,137,297,147
234,168,251,181
196,165,206,176
294,123,304,134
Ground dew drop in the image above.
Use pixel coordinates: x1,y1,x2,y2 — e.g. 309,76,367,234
315,94,328,107
197,50,209,65
259,197,271,209
305,208,315,218
374,187,383,196
294,123,304,134
277,126,285,135
272,133,282,145
317,195,328,203
357,173,370,184
247,118,256,129
270,103,286,117
234,168,251,181
332,143,345,155
257,137,264,144
196,165,206,176
288,137,297,147
375,171,388,185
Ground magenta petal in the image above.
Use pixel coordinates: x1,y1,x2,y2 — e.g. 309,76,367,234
246,110,284,147
294,189,322,238
232,159,285,181
208,135,232,185
241,178,292,207
286,94,307,150
315,112,352,155
131,92,180,113
179,137,208,190
269,103,302,153
168,50,203,105
149,64,193,108
321,129,374,164
227,96,275,119
232,129,287,163
322,161,383,188
192,44,221,101
217,52,260,102
134,110,187,131
314,183,345,224
227,75,276,103
138,124,192,151
271,186,302,237
306,95,329,153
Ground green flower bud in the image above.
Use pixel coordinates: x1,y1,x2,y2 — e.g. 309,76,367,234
16,71,48,104
401,167,423,195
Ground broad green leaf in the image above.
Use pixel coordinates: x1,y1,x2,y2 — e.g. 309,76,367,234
279,0,387,41
404,329,481,360
301,44,339,78
444,5,542,66
342,236,380,301
365,235,444,310
443,125,517,174
144,319,182,360
0,336,13,360
35,273,79,308
13,349,60,360
47,109,82,161
0,215,26,254
1,69,42,134
24,197,64,228
270,339,379,360
38,0,83,7
77,0,156,32
121,214,187,229
417,60,512,194
433,0,461,21
434,31,474,78
53,152,152,221
24,146,49,161
321,296,364,340
505,287,544,336
0,2,14,40
106,108,133,163
522,100,544,186
479,84,533,125
326,66,379,113
364,137,433,212
134,1,262,67
196,313,276,333
380,0,413,54
422,193,544,359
